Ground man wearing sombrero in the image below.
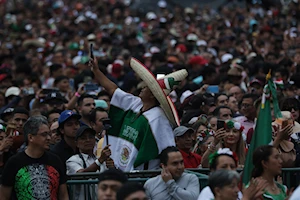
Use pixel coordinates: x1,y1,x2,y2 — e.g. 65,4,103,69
89,57,187,171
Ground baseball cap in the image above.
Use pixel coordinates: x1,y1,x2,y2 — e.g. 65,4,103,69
58,110,81,127
250,79,263,87
174,126,194,137
43,92,68,104
98,168,128,184
95,100,108,109
5,87,20,97
75,126,96,140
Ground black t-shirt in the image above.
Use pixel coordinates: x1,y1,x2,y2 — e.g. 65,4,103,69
51,138,76,165
1,151,67,200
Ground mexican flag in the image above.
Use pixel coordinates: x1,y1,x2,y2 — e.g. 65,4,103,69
105,88,175,171
242,74,282,184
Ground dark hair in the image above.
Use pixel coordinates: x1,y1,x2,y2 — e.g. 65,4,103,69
280,97,300,111
77,94,95,106
275,67,289,79
209,153,237,170
200,66,216,81
208,169,240,196
50,63,63,76
241,93,260,104
213,106,233,118
54,75,69,86
215,93,228,104
98,168,127,184
89,107,107,123
97,90,111,99
159,146,179,165
116,182,145,200
252,145,275,178
12,107,29,117
46,109,62,118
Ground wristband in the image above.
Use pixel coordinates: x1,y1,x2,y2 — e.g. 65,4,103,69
95,159,101,167
75,92,81,98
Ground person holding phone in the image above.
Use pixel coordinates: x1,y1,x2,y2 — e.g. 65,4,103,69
144,146,199,200
89,57,187,171
201,120,246,168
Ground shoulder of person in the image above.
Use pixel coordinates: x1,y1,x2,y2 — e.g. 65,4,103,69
198,186,214,200
66,154,81,163
145,174,162,185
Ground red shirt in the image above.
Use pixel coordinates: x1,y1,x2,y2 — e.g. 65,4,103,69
179,149,202,168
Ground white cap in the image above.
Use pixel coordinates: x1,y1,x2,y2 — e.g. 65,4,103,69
72,56,81,66
143,52,152,58
87,34,96,41
150,46,160,54
186,33,198,41
180,90,194,104
158,0,167,8
146,12,157,20
5,87,20,97
221,53,233,63
114,59,124,66
196,40,207,47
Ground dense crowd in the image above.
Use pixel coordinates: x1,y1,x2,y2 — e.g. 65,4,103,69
1,0,300,199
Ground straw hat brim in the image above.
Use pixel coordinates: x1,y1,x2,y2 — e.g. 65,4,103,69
130,58,183,127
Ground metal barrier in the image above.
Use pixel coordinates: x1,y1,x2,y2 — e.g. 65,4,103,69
66,168,300,200
67,170,208,200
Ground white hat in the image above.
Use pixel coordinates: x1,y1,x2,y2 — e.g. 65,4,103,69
150,46,160,54
184,7,194,14
146,12,157,20
130,58,188,127
158,0,167,8
221,53,233,63
72,56,82,66
5,87,20,97
196,40,207,47
180,90,194,104
186,33,198,41
87,34,96,41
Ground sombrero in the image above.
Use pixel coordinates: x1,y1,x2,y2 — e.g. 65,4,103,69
130,58,188,127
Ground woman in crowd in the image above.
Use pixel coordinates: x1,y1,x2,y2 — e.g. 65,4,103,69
198,148,265,200
201,120,246,167
280,97,300,123
208,169,240,200
191,115,214,156
251,145,287,200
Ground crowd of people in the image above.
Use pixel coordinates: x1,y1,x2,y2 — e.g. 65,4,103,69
1,0,300,199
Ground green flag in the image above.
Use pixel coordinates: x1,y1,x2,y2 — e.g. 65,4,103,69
242,75,282,184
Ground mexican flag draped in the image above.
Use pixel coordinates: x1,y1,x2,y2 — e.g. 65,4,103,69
242,72,282,184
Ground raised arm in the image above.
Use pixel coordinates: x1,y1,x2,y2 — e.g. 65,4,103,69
89,58,118,96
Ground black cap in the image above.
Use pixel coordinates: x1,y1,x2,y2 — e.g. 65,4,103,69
43,91,68,104
75,126,96,140
98,168,128,184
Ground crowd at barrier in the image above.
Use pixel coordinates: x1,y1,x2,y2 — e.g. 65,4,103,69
1,0,300,199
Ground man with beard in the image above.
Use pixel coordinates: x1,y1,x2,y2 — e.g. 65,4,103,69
77,94,95,126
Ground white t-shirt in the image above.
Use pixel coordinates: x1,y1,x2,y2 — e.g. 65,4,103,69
290,186,300,200
197,186,243,200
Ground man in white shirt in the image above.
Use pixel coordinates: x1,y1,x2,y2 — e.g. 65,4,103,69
144,146,199,200
66,126,113,200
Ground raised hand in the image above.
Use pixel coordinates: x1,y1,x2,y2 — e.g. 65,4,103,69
99,145,111,163
213,128,226,146
161,165,173,183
